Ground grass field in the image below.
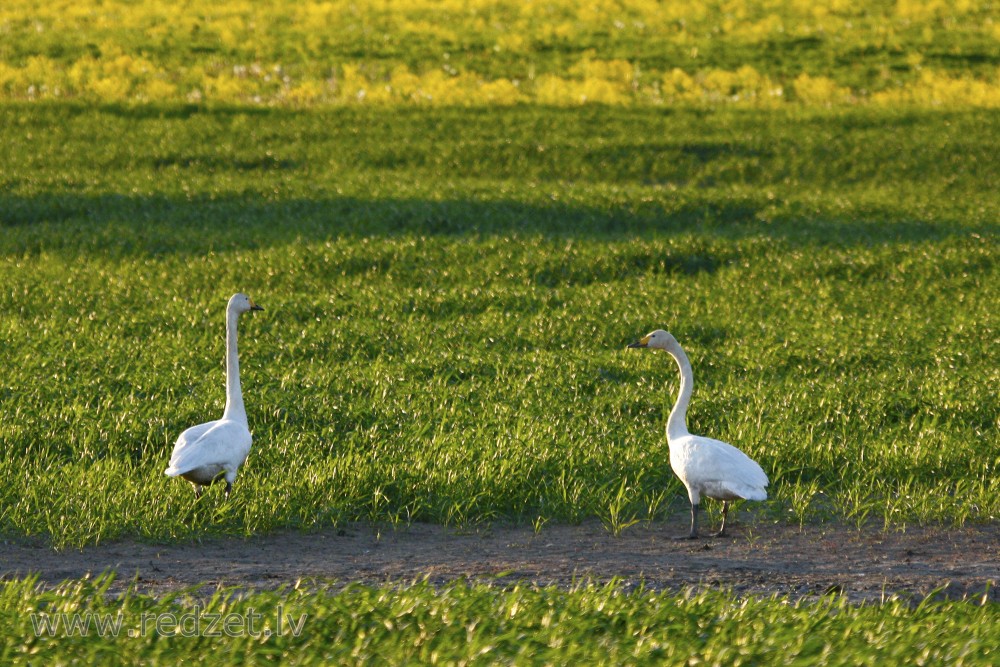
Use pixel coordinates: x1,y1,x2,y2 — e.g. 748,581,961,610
1,0,999,663
1,103,996,547
1,575,996,665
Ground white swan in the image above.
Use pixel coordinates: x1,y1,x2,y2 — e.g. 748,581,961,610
628,329,768,538
165,293,263,499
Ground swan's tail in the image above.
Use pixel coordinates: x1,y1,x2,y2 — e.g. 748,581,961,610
741,488,768,502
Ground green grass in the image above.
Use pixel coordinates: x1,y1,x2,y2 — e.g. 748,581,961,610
2,575,998,665
0,103,997,548
3,3,998,661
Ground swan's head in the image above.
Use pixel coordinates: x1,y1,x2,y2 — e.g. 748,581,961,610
627,329,674,350
228,292,264,315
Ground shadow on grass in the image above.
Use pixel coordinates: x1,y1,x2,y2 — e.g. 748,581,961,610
0,191,984,258
2,103,997,255
5,103,999,187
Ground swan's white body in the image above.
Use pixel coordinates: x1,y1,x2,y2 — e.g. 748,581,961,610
165,293,263,499
667,433,768,506
629,329,768,537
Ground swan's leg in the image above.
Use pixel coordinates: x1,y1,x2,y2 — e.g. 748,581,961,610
224,482,233,500
711,501,730,538
675,503,699,539
193,484,203,500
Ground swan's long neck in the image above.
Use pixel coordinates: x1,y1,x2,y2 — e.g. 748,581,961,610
222,306,247,423
665,339,693,441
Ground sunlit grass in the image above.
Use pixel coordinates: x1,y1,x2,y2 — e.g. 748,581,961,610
0,104,997,548
2,575,998,665
2,5,996,661
0,0,998,106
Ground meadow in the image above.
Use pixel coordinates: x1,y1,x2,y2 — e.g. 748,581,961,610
1,103,996,546
1,0,999,663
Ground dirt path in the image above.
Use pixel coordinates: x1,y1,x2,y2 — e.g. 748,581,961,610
2,516,997,604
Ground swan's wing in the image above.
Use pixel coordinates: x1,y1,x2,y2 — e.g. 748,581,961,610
164,419,252,476
675,435,769,500
168,420,218,462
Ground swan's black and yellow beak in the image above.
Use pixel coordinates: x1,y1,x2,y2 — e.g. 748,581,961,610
627,335,650,349
250,299,264,312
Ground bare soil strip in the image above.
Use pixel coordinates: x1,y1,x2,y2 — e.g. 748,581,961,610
2,517,997,604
